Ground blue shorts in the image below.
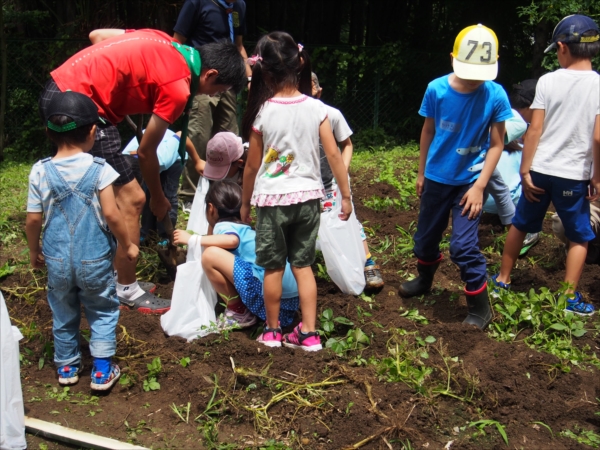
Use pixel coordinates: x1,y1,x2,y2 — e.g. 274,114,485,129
512,172,594,243
232,257,298,327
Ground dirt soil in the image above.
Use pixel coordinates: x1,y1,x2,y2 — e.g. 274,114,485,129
2,165,600,449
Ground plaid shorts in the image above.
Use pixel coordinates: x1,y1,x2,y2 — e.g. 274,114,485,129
38,79,134,186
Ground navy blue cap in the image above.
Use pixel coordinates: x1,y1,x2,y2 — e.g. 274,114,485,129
545,14,600,53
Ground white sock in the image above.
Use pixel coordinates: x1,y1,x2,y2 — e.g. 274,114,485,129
117,281,144,300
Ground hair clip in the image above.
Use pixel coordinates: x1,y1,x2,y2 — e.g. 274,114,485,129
247,54,263,65
298,43,304,52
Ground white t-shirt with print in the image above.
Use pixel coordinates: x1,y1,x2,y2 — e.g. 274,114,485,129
530,69,600,180
27,153,119,227
251,95,328,198
320,104,353,188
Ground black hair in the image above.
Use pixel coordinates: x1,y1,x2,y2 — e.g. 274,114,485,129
241,31,312,141
205,179,244,224
566,30,600,58
46,115,94,147
197,41,247,94
510,79,538,109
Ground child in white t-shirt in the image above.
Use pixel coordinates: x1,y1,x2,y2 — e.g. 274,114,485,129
493,14,600,315
241,31,352,351
311,72,384,290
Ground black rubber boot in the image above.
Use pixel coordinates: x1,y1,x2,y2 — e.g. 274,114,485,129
463,283,493,330
398,258,441,298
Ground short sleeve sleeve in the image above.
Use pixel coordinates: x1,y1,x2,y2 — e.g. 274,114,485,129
419,84,435,118
233,1,247,36
173,0,199,39
504,111,527,144
213,222,239,237
252,107,264,135
329,107,353,142
153,78,190,124
530,75,546,110
492,86,513,123
27,164,43,213
98,163,120,191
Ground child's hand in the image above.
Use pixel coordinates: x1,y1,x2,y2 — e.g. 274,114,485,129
416,174,425,197
195,159,206,176
521,172,545,202
126,243,139,262
588,178,600,202
240,204,252,224
30,249,45,269
173,229,191,245
338,197,353,221
459,185,484,220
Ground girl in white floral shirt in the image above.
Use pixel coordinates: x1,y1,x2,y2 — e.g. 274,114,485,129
241,31,351,351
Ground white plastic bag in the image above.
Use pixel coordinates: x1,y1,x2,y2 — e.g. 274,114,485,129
160,235,219,341
0,292,27,450
186,176,210,240
318,189,366,295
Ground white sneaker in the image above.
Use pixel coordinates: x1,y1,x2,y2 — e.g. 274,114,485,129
218,308,257,329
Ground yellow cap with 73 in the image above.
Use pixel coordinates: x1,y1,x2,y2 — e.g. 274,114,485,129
452,24,499,81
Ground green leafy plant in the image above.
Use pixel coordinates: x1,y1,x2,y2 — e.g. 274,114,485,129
489,284,599,370
399,307,429,325
319,308,354,338
180,356,191,368
469,419,509,446
143,357,161,392
325,327,370,357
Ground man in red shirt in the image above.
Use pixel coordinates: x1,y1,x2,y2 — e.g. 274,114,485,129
39,28,246,312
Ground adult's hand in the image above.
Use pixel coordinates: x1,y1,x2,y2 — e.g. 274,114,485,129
150,193,172,221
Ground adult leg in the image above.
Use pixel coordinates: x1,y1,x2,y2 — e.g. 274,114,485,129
157,163,184,235
212,90,239,136
179,94,217,202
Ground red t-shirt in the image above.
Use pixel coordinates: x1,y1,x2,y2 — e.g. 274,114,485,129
51,29,191,125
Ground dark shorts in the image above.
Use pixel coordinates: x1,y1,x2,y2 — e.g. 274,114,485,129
255,200,320,269
513,171,594,243
38,79,134,186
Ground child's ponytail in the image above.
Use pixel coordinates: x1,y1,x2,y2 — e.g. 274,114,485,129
242,31,313,141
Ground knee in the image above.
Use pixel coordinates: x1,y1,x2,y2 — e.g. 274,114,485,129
201,246,220,271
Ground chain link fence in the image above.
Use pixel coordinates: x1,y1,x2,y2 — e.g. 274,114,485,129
3,38,451,159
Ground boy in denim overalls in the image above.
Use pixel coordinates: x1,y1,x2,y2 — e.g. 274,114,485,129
26,92,138,390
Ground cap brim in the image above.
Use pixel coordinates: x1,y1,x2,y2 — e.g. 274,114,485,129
203,163,232,181
452,59,498,81
544,42,557,53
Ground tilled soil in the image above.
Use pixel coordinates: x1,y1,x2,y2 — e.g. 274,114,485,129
3,166,600,449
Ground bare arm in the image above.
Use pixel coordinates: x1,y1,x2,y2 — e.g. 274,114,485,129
89,29,125,44
173,32,187,44
26,212,44,268
589,115,600,202
175,131,205,175
137,114,171,219
174,229,239,249
459,121,505,219
235,36,252,78
520,109,546,202
321,118,352,220
241,131,262,223
417,118,435,197
99,185,139,261
339,137,353,171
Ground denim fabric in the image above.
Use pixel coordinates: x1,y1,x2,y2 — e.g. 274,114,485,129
41,157,119,367
413,178,487,291
140,161,183,238
484,168,515,226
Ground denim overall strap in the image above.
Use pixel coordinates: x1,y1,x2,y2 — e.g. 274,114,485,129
42,157,104,233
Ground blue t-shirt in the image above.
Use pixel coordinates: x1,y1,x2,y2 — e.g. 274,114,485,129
122,129,185,173
213,222,299,299
419,74,512,185
173,0,247,48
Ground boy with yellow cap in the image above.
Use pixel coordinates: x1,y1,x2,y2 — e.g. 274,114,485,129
399,24,512,330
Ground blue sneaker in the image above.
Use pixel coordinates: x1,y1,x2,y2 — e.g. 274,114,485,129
90,358,121,391
564,292,595,316
490,274,511,298
57,364,81,385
